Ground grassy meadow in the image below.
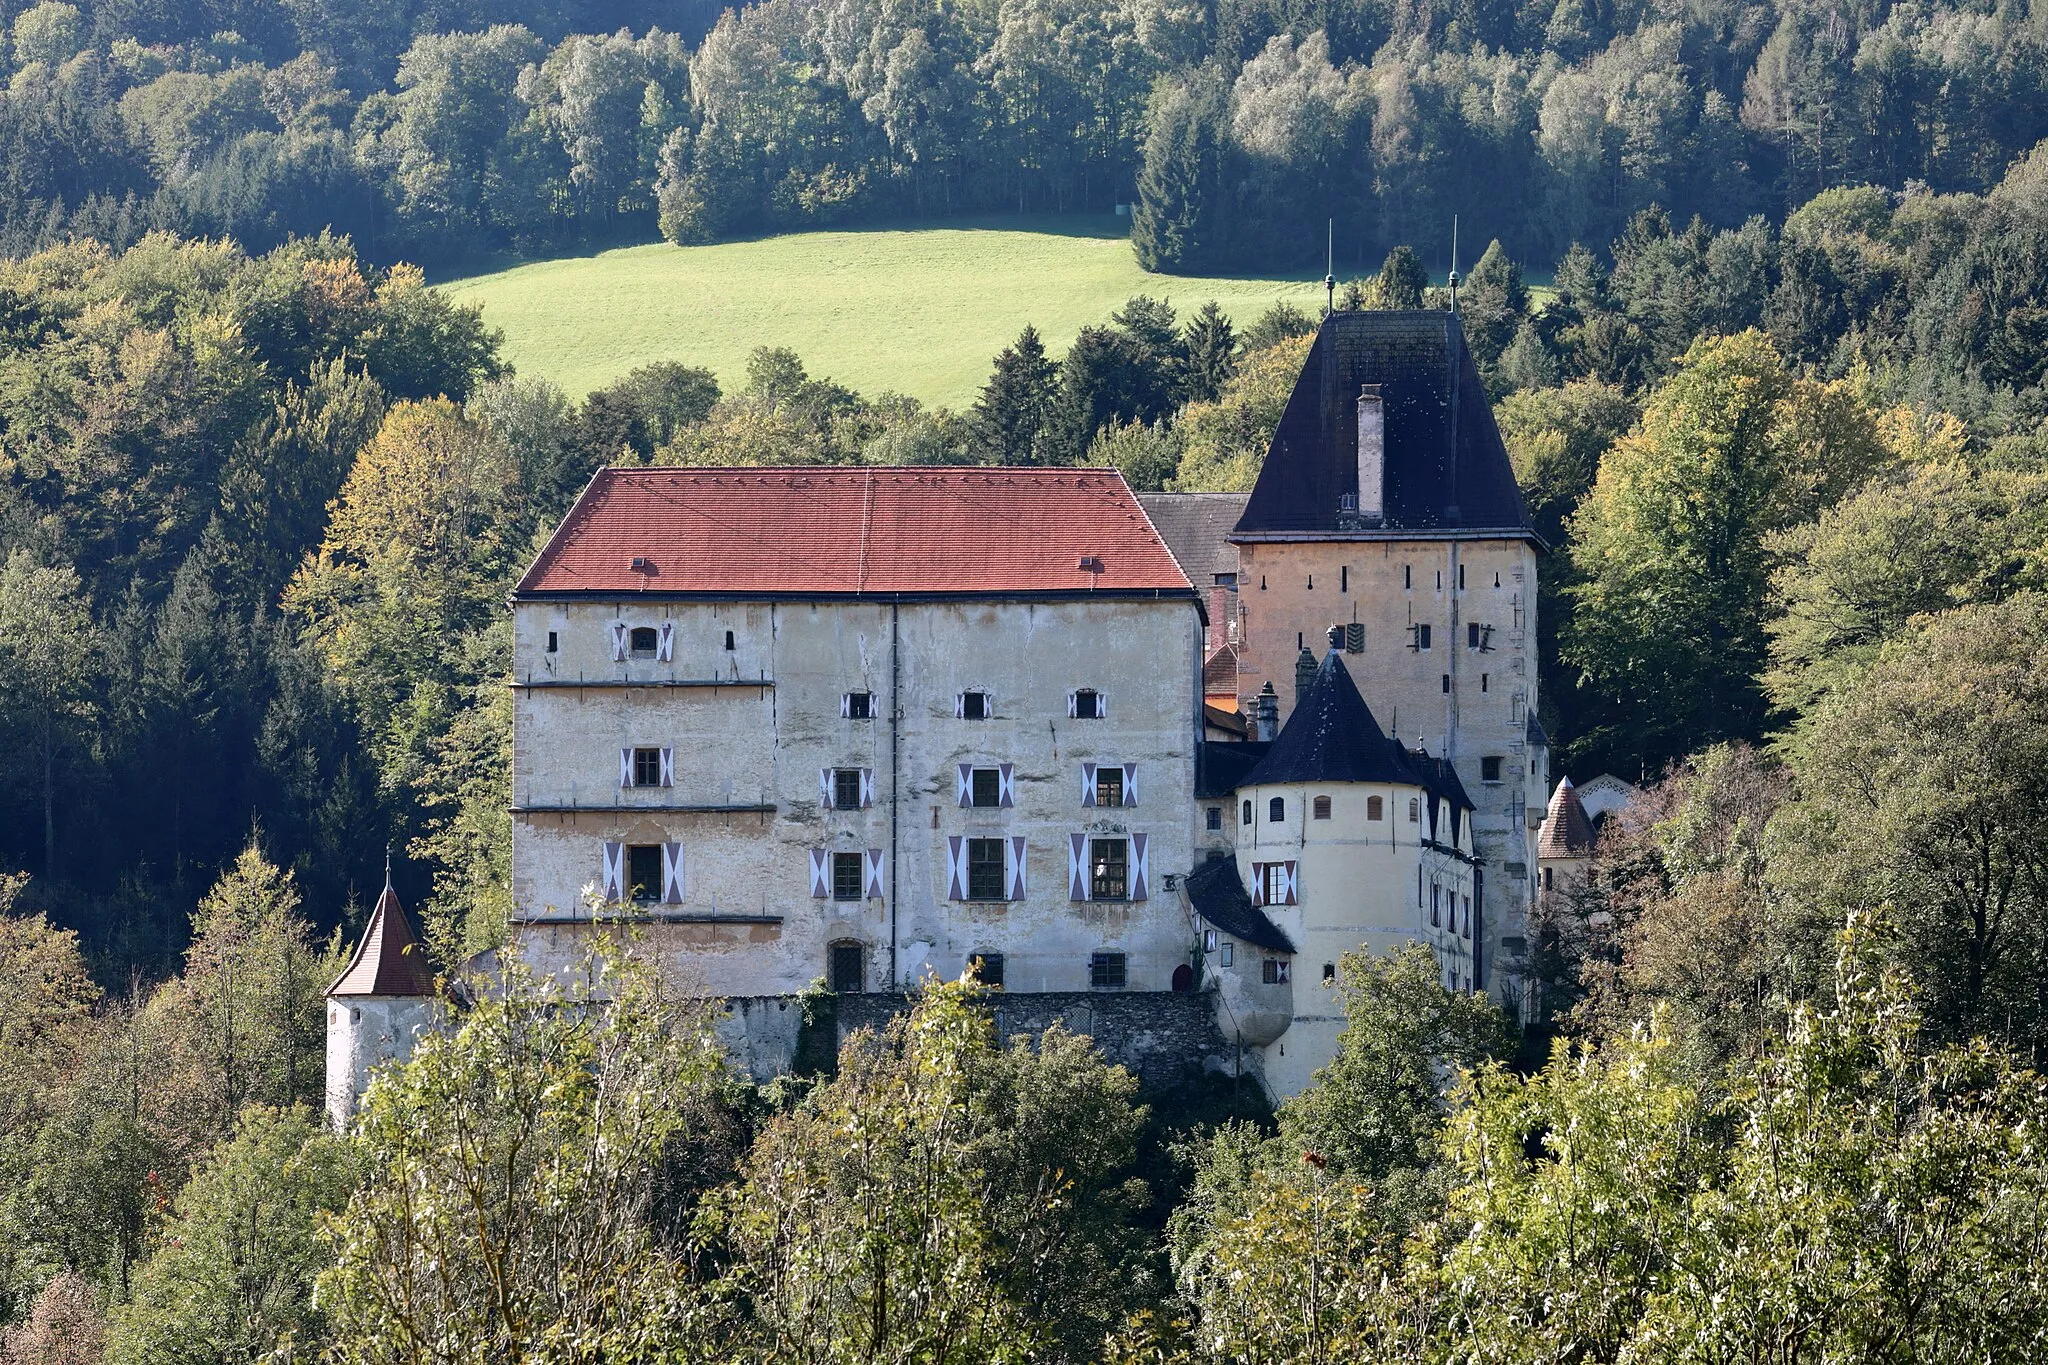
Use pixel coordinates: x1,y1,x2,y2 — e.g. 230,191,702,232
437,217,1332,409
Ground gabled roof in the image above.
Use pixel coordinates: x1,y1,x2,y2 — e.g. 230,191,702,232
1241,649,1428,789
1235,311,1534,540
1135,492,1248,583
1203,641,1239,697
1538,777,1599,858
329,883,436,998
1186,856,1295,953
517,467,1195,599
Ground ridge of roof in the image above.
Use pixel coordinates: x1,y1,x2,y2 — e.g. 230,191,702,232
1240,648,1429,788
516,466,1195,599
1538,776,1599,858
328,882,436,998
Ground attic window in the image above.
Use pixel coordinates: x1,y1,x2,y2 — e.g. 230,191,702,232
1313,796,1331,819
629,626,658,656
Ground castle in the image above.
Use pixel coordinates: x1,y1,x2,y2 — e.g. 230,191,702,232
327,308,1558,1120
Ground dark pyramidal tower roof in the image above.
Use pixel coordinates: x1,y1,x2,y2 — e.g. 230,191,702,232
1235,310,1535,538
1243,647,1432,789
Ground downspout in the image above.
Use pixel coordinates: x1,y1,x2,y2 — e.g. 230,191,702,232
889,600,900,988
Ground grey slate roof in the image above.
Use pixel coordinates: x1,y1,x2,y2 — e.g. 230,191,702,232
1186,855,1296,952
1234,311,1535,539
1197,740,1271,798
1241,649,1429,789
1136,492,1249,583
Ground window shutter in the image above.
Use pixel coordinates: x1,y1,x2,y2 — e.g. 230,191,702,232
864,849,885,899
661,843,685,904
946,836,965,901
820,768,834,810
1131,832,1148,902
954,693,966,719
1095,692,1107,719
656,621,674,662
859,768,874,809
1122,763,1138,807
998,763,1015,808
808,850,829,898
1080,762,1096,807
1067,691,1078,718
610,623,628,661
601,841,624,901
1007,836,1027,900
956,763,972,807
659,748,674,788
1250,863,1265,907
1067,833,1087,901
620,748,634,788
840,692,851,718
1284,861,1300,905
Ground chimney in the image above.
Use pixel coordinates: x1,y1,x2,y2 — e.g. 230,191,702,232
1326,625,1344,655
1255,682,1279,741
1206,585,1230,654
1356,383,1385,523
1294,647,1318,705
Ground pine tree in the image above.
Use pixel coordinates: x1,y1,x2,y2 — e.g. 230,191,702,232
1373,246,1429,309
1183,301,1238,402
1131,74,1227,273
970,325,1060,465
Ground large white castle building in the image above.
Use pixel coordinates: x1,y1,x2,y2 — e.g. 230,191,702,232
327,308,1560,1119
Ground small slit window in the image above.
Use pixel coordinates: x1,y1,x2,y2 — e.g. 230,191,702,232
1241,800,1252,826
545,630,558,654
724,630,735,650
1312,795,1331,819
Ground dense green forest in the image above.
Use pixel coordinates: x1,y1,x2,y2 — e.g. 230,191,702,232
3,0,2048,267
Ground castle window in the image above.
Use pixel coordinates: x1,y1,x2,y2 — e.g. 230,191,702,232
627,844,662,904
1408,798,1420,822
631,747,664,788
1206,806,1222,831
1463,895,1472,938
1442,674,1450,694
1322,962,1336,981
1481,756,1503,783
1262,958,1290,984
960,690,989,720
970,952,1005,988
1242,800,1252,826
832,852,864,901
1544,866,1554,891
1261,862,1290,905
1072,688,1103,719
1458,564,1466,590
829,941,865,993
1340,566,1348,592
1410,623,1431,651
1403,564,1412,589
844,691,874,719
1269,796,1285,822
1220,942,1233,966
724,630,735,651
966,838,1007,900
1431,882,1441,926
969,767,1001,808
1313,795,1332,820
629,626,658,656
1095,766,1126,808
546,631,558,653
1089,839,1128,901
1482,673,1489,693
834,768,864,809
1368,795,1384,820
1089,952,1127,989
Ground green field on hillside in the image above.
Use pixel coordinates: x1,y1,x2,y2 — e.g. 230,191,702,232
438,217,1332,409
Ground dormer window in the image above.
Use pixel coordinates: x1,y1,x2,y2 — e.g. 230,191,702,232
629,626,658,657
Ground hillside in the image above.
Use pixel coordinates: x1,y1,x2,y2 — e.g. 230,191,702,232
438,218,1327,408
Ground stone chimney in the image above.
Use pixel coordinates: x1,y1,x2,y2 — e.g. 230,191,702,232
1206,584,1230,653
1356,383,1385,524
1255,682,1279,741
1294,646,1318,705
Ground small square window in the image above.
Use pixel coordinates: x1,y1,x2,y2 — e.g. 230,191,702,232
834,768,863,809
1089,838,1128,901
967,837,1006,900
962,691,989,720
1074,689,1102,719
629,626,658,656
1262,958,1290,984
1481,756,1503,783
970,952,1005,987
1089,951,1127,989
971,767,1001,808
1312,795,1331,819
845,691,873,720
831,851,864,901
1206,806,1222,831
626,844,661,904
1095,767,1125,808
546,630,558,653
631,747,662,788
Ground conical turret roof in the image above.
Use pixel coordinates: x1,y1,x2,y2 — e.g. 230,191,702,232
328,879,436,998
1537,776,1598,858
1243,648,1428,788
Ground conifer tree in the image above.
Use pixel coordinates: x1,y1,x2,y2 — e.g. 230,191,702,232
1131,74,1227,272
1182,301,1238,402
970,325,1060,465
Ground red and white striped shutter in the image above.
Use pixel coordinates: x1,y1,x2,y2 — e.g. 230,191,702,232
1068,834,1087,901
1250,862,1265,907
620,748,634,788
659,748,674,787
956,764,972,807
819,769,834,809
1122,763,1138,807
808,850,829,898
859,768,874,808
864,849,885,899
946,836,965,900
998,763,1015,808
1067,691,1078,718
1284,861,1300,905
1131,833,1148,902
954,693,966,719
655,621,674,661
661,843,684,904
1080,762,1096,807
1007,836,1027,899
601,841,624,901
610,623,628,661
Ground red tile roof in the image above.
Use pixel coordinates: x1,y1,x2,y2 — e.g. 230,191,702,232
516,467,1195,598
329,884,436,998
1538,777,1599,859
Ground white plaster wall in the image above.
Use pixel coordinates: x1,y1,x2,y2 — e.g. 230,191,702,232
324,996,436,1129
509,595,1202,999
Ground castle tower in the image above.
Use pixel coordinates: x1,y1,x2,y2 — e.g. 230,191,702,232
324,871,437,1129
1536,776,1598,898
1228,310,1545,1011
